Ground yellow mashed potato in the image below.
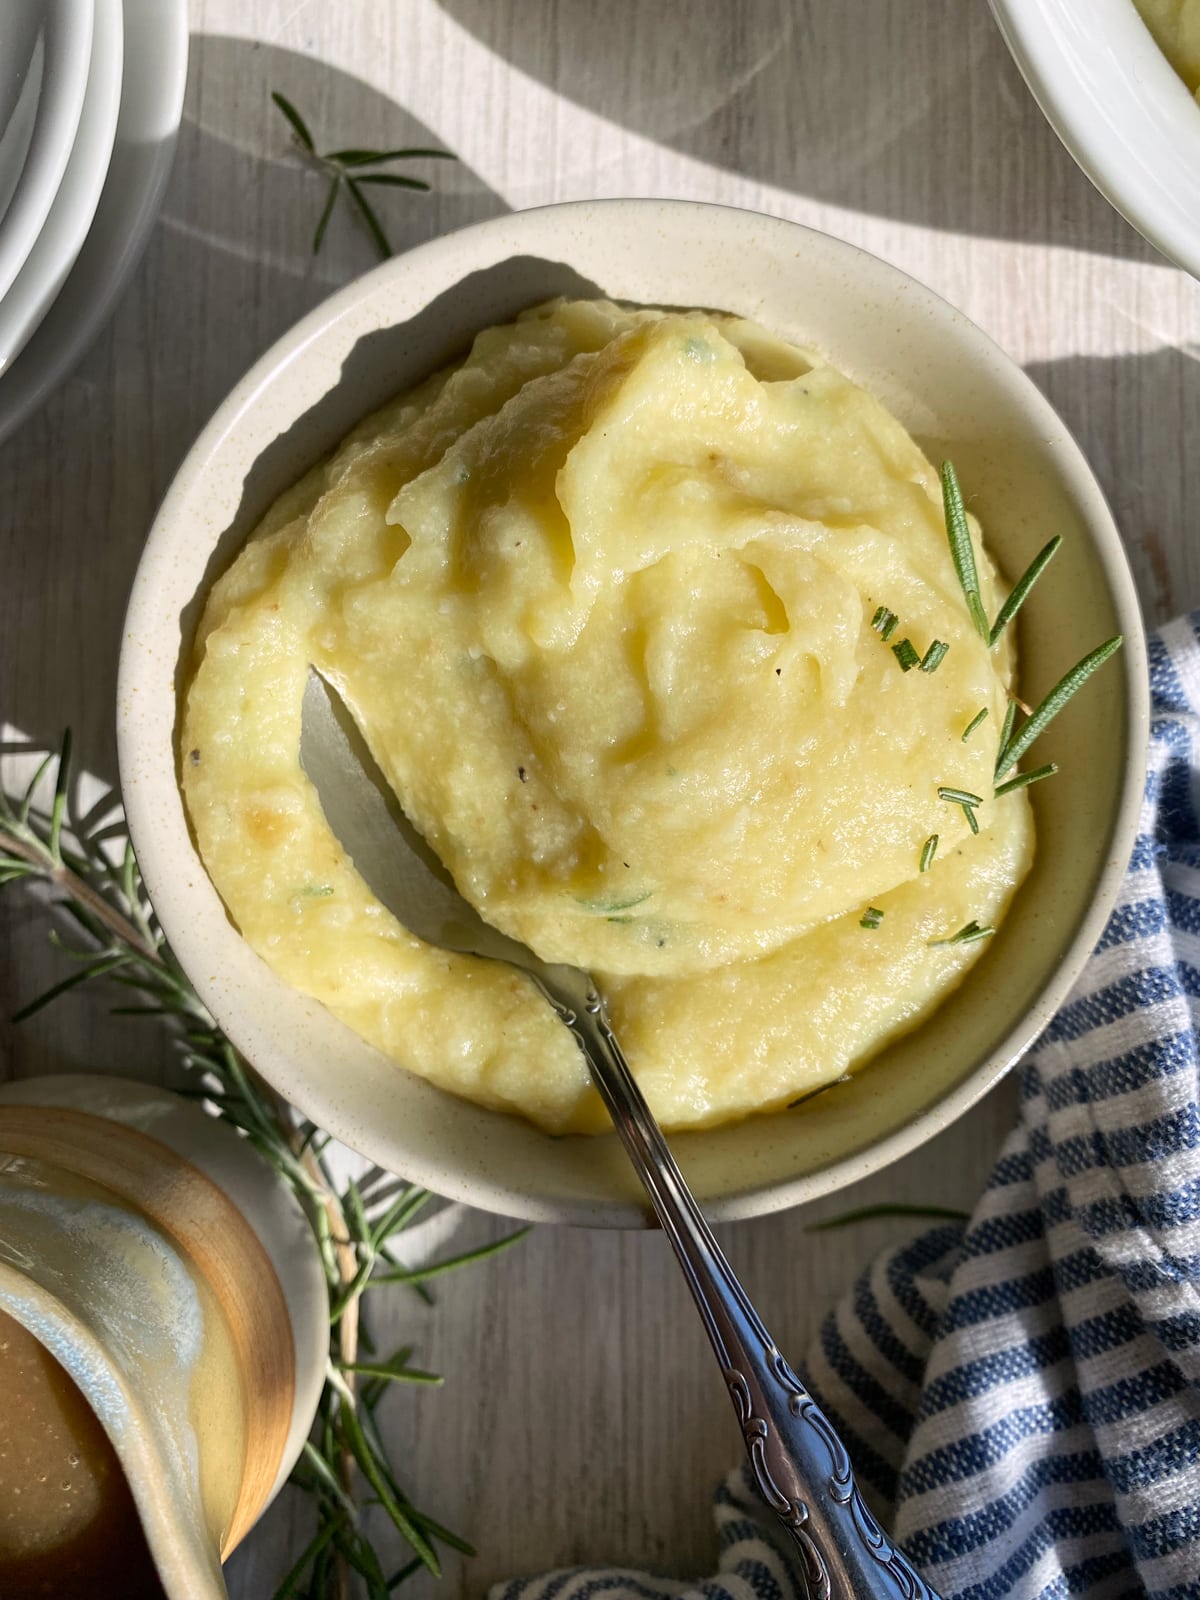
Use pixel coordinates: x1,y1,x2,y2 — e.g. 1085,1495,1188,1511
1135,0,1200,97
181,298,1033,1134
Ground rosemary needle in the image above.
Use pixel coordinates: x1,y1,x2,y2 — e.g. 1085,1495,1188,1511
989,536,1062,647
892,638,920,672
962,707,989,742
860,906,885,929
995,701,1018,776
938,786,984,806
941,461,990,642
929,919,995,947
994,763,1057,797
996,635,1124,777
919,835,938,872
920,640,949,673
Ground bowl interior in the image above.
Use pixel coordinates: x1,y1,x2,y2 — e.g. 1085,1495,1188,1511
118,202,1148,1226
989,0,1200,277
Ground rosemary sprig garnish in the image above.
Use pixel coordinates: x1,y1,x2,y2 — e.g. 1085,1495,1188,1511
988,536,1062,647
272,91,455,260
0,734,526,1600
994,635,1123,778
962,707,988,742
940,461,990,641
994,763,1057,797
919,835,938,873
860,906,884,929
929,919,994,947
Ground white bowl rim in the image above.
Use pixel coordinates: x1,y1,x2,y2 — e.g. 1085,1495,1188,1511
0,0,124,373
118,198,1150,1227
988,0,1200,278
0,0,94,306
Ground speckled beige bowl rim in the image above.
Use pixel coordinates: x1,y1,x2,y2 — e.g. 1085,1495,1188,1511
117,199,1150,1228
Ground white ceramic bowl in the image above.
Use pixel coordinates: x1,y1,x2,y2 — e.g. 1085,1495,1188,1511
118,201,1149,1228
0,0,123,372
0,0,92,307
989,0,1200,277
0,0,188,445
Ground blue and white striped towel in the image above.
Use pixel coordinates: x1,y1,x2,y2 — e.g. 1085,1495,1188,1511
493,612,1200,1600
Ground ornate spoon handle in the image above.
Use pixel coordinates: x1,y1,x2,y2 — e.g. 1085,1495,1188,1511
553,978,940,1600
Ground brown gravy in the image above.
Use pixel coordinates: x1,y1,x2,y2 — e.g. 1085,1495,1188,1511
0,1309,166,1599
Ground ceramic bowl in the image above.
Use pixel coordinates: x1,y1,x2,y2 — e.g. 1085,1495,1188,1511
0,0,124,373
118,200,1149,1228
0,0,93,308
989,0,1200,278
0,1074,327,1599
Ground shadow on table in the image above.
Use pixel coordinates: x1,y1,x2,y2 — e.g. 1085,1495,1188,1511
1024,345,1200,623
437,0,1161,263
0,33,508,788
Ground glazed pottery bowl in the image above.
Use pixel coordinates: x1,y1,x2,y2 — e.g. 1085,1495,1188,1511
117,200,1149,1227
989,0,1200,278
0,1075,326,1599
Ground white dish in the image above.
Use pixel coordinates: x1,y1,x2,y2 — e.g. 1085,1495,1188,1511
0,0,187,446
0,4,49,228
118,200,1149,1228
0,0,92,306
0,0,123,373
989,0,1200,278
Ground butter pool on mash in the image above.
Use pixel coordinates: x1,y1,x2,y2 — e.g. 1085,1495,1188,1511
181,298,1033,1135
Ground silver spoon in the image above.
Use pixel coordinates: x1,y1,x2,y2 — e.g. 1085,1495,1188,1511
302,673,938,1600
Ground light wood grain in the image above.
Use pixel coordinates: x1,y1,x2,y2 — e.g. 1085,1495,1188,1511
2,1,1198,1595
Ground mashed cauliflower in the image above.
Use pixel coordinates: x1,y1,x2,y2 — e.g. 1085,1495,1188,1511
181,299,1033,1133
1135,0,1200,97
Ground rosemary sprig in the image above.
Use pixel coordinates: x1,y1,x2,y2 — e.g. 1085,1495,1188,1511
940,461,990,641
0,734,526,1600
994,635,1123,779
272,91,455,260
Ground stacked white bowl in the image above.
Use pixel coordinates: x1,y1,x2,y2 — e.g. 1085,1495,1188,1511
0,1,188,447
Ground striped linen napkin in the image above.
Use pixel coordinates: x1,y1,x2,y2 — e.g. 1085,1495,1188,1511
492,612,1200,1600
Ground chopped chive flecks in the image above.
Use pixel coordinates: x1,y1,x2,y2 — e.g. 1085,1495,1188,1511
860,906,885,929
892,638,920,672
929,919,995,947
938,786,981,835
962,707,989,742
994,763,1058,798
937,786,983,807
940,461,990,642
995,636,1123,778
919,835,938,873
989,536,1062,647
872,605,899,642
920,640,949,673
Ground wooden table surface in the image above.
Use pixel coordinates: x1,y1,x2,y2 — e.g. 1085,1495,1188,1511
2,2,1198,1595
